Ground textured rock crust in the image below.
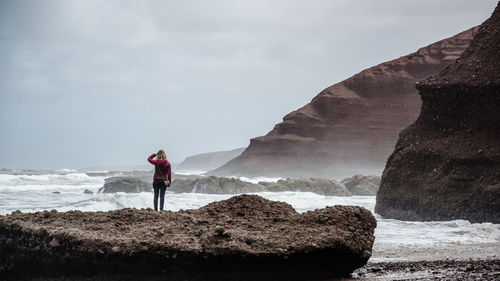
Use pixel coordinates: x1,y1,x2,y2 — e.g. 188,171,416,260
0,195,376,280
375,4,500,223
211,28,478,178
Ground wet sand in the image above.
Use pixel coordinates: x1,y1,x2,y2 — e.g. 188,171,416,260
371,242,499,263
344,259,499,281
339,243,500,280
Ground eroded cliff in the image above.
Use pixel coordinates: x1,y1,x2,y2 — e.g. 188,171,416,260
375,3,500,223
212,28,478,178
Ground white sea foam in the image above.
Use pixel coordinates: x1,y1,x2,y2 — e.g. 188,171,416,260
236,176,282,184
375,218,499,245
83,170,110,173
0,173,103,187
175,170,208,176
171,173,283,184
56,168,79,173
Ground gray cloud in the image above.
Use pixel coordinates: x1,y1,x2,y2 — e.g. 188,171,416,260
0,0,497,169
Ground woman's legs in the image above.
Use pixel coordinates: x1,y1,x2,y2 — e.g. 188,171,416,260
153,179,167,211
159,186,166,211
153,185,160,211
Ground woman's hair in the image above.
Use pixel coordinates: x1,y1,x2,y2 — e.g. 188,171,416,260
156,150,167,160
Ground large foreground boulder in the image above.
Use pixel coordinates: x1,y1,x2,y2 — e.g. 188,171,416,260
259,178,351,196
375,3,500,223
0,195,376,280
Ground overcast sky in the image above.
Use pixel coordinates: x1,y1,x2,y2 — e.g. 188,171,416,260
0,0,497,169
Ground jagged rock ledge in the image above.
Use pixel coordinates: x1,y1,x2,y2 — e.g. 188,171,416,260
170,176,265,194
100,175,381,196
99,177,151,193
341,175,381,196
0,195,376,280
259,178,351,196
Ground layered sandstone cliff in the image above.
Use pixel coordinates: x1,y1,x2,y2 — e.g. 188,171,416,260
375,3,500,223
212,28,478,178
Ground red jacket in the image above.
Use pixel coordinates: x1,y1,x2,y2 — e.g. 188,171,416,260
148,153,172,181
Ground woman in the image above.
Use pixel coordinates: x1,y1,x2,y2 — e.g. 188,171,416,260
147,150,172,211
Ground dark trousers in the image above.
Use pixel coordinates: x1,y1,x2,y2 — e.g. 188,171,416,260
153,179,167,211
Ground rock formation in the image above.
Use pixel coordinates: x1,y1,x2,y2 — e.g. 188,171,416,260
170,176,265,194
341,175,381,196
211,28,478,178
259,178,351,196
176,148,245,173
98,177,151,193
375,4,500,223
0,195,376,280
102,174,384,196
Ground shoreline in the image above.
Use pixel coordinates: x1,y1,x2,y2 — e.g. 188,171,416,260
348,242,500,280
341,242,500,280
346,258,500,281
370,242,499,263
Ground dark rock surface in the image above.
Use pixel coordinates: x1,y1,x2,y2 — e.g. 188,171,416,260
170,176,265,194
376,3,500,223
211,28,478,178
0,195,376,280
176,148,245,172
83,189,94,195
341,175,381,196
98,177,151,193
259,178,351,196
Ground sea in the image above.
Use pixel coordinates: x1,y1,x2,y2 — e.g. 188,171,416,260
1,169,498,262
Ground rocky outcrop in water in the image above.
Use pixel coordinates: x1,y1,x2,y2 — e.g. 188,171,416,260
101,175,383,196
0,195,377,280
375,3,500,223
341,175,381,196
211,28,478,178
98,177,151,193
170,176,265,194
259,178,351,196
